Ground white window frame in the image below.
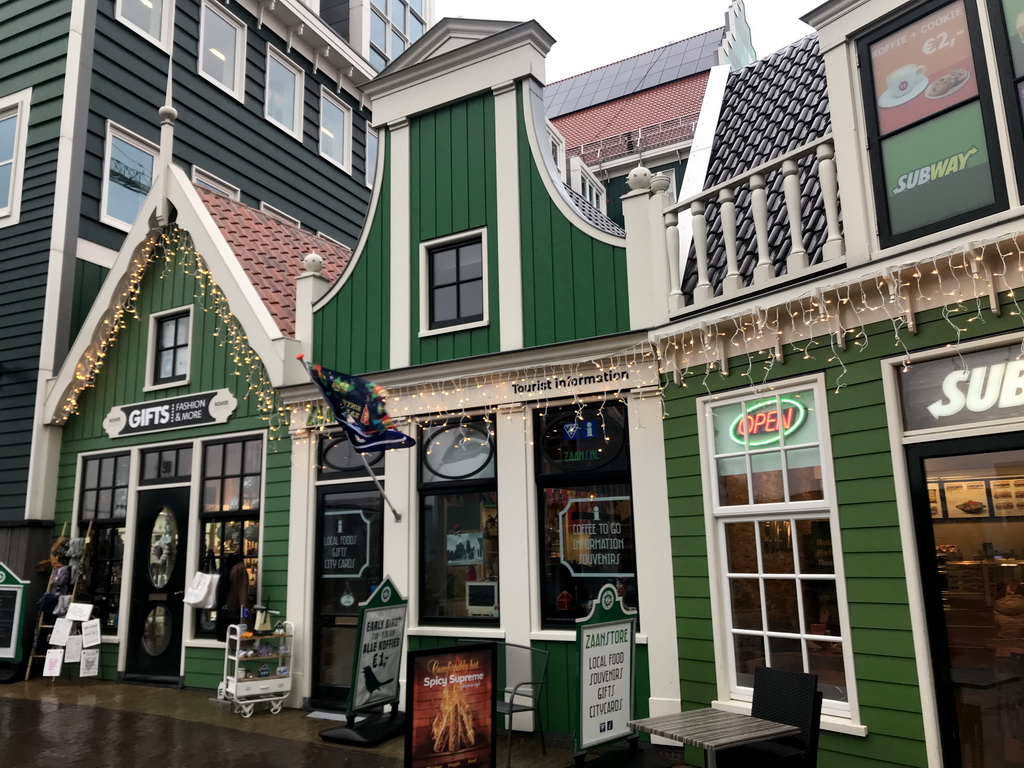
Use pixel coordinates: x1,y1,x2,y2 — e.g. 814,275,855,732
145,305,193,391
198,1,246,101
569,156,606,215
418,227,488,337
698,376,864,733
365,127,379,188
319,87,352,173
101,122,158,232
260,201,300,227
368,0,427,70
264,45,303,139
0,88,31,229
115,0,175,51
547,122,566,182
316,231,344,246
191,166,240,200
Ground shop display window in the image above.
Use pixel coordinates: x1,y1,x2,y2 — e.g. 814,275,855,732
418,418,498,624
196,437,263,637
911,444,1024,768
78,453,130,632
705,384,853,716
535,403,638,628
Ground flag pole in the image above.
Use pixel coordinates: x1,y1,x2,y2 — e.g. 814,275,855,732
298,354,402,522
359,453,401,522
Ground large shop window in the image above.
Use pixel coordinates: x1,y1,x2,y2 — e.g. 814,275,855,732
706,387,852,714
196,437,262,637
859,0,1005,246
418,418,499,624
78,453,130,633
536,403,638,629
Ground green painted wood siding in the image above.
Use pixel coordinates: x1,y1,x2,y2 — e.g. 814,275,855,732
517,92,630,347
71,259,109,339
0,0,73,522
409,94,500,365
662,297,1024,767
54,232,292,668
312,134,391,374
406,636,650,737
79,0,372,252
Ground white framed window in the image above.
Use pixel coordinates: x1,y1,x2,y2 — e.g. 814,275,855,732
419,227,487,336
116,0,175,50
0,88,31,228
199,1,246,100
547,123,566,181
319,88,352,172
146,306,192,390
192,166,240,200
260,201,300,227
101,123,157,231
365,127,378,188
369,0,427,71
265,46,303,138
700,380,859,723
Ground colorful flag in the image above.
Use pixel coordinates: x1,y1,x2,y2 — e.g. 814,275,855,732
299,356,415,453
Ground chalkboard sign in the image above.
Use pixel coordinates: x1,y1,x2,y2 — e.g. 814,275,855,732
0,561,28,663
0,588,16,648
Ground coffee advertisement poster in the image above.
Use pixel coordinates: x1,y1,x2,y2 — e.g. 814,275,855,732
405,644,496,768
869,0,977,136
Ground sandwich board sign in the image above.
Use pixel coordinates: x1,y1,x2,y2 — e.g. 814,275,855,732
0,561,30,662
348,575,407,713
574,584,636,756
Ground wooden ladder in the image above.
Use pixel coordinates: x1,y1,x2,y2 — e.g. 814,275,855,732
24,522,93,680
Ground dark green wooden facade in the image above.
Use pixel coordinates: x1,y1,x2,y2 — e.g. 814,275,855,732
55,230,292,686
661,296,1024,767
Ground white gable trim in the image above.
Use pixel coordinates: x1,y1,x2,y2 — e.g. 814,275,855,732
43,164,299,423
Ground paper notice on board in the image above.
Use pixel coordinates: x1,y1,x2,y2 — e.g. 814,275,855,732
49,618,72,646
66,603,93,622
65,635,83,664
80,648,99,677
43,648,64,677
81,619,101,648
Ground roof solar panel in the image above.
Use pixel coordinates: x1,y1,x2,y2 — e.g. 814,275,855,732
544,27,724,118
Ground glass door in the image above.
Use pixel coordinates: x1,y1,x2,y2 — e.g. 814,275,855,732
310,485,384,708
907,436,1024,768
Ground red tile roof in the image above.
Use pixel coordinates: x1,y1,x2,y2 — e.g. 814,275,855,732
550,72,709,150
197,187,351,337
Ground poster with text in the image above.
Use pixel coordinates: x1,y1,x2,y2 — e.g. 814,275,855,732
81,618,102,648
870,0,977,136
404,644,496,768
351,604,407,711
1001,0,1024,78
43,648,64,677
80,648,100,677
65,635,83,664
576,586,636,753
49,617,72,646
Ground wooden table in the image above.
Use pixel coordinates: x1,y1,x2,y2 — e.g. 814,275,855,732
629,708,800,768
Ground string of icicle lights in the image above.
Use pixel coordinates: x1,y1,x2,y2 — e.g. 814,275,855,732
58,224,290,444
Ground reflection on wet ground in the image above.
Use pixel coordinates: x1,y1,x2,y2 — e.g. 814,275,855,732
0,680,692,767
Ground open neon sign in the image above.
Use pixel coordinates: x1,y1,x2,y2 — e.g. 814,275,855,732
728,397,807,447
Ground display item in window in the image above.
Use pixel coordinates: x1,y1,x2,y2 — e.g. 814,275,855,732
215,551,250,641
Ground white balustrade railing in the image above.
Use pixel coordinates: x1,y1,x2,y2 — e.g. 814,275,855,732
666,134,844,308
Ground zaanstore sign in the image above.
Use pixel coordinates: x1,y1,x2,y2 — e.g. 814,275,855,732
901,344,1024,430
103,389,237,437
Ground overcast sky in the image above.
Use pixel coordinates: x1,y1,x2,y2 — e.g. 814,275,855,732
433,0,824,82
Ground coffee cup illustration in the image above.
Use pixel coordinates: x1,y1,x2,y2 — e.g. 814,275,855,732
885,64,927,97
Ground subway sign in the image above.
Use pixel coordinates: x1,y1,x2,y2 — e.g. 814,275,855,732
728,397,807,447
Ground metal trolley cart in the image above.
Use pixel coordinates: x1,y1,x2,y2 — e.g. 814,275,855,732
222,621,293,718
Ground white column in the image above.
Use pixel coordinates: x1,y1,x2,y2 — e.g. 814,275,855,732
629,388,682,723
389,118,411,369
492,81,523,352
285,420,317,706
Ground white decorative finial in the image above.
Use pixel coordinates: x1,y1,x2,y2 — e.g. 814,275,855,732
650,172,671,194
303,252,324,274
626,166,652,191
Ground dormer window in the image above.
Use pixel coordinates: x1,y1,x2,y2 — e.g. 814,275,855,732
369,0,427,71
859,0,1006,246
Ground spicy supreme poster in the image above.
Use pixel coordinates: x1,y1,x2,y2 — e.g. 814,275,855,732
405,643,496,768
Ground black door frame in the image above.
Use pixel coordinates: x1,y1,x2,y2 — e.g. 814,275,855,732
905,431,1024,768
124,486,190,683
309,482,384,709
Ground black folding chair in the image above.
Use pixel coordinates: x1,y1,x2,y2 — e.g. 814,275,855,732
457,639,548,768
717,666,823,768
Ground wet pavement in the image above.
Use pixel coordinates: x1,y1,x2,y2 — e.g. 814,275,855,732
0,679,694,768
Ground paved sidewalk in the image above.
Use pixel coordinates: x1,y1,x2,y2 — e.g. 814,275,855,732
0,679,693,768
